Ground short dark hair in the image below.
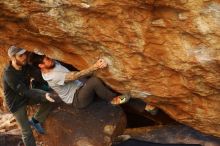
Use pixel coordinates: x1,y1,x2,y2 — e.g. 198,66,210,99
28,53,45,68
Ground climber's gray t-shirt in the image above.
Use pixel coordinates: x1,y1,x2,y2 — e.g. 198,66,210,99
42,62,83,104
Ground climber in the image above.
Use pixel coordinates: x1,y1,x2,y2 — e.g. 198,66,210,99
28,52,131,109
2,46,59,146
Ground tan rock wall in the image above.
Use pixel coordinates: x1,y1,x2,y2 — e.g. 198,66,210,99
1,0,220,137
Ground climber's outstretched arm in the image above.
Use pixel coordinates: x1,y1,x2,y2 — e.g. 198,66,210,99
65,59,107,82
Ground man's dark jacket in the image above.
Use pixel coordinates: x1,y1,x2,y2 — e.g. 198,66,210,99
3,63,48,113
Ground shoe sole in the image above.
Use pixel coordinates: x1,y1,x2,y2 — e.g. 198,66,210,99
111,95,131,105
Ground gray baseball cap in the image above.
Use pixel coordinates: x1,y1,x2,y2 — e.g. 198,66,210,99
8,46,26,58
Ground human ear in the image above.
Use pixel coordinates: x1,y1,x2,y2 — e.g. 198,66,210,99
38,63,44,69
11,56,16,62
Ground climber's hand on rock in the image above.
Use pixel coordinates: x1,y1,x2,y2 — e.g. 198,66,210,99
45,93,55,102
93,59,108,69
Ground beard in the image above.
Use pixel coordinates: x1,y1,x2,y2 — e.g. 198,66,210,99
48,63,55,69
15,58,27,66
47,60,56,69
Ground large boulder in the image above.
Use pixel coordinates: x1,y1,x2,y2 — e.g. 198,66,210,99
0,112,21,146
0,134,21,146
123,124,220,146
37,101,127,146
1,0,220,137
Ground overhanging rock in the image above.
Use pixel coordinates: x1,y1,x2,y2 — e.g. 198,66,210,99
0,0,220,137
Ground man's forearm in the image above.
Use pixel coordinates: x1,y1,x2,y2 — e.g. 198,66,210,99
65,66,98,81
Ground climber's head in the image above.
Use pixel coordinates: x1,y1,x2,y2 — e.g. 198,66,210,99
29,53,55,70
8,45,27,66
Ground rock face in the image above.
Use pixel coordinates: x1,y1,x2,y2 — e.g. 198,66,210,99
124,124,220,146
0,112,18,134
1,0,220,137
0,112,21,146
0,134,21,146
37,102,126,146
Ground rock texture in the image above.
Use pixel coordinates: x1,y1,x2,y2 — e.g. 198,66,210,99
0,112,21,146
123,124,220,146
1,0,220,137
0,112,17,134
0,134,21,146
0,101,126,146
37,102,126,146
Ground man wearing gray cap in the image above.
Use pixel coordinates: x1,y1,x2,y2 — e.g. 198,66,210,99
3,46,57,146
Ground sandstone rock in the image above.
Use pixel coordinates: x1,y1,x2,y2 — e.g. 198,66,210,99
121,98,176,125
178,13,188,21
37,101,126,146
0,0,220,137
123,125,220,146
0,134,21,146
151,19,166,27
0,112,18,134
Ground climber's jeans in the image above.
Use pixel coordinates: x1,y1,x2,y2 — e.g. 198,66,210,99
13,89,57,146
73,76,118,108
